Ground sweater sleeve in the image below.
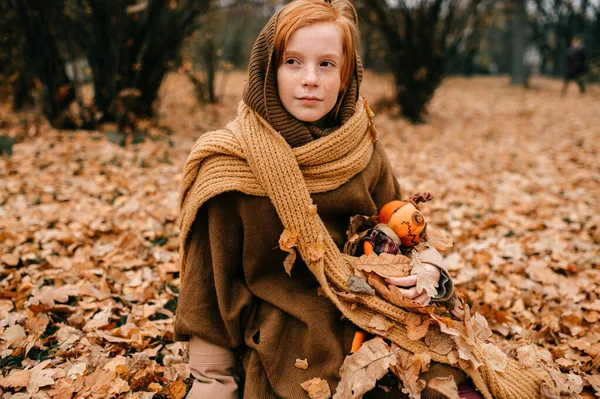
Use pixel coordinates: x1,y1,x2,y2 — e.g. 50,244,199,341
174,192,255,349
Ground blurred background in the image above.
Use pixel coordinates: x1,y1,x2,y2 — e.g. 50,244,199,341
0,0,599,133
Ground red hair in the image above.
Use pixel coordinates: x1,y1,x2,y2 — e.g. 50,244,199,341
274,0,359,92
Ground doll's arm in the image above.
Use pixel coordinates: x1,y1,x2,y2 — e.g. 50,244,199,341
363,241,374,255
188,336,240,399
418,247,454,301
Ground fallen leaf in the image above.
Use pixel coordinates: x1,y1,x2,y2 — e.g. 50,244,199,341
348,252,412,278
405,312,431,341
170,379,188,399
390,346,431,398
584,374,600,396
424,327,456,356
427,376,460,399
301,377,331,399
334,337,396,399
28,367,55,394
279,230,299,275
367,273,434,311
367,315,394,333
348,275,375,295
3,324,27,347
423,227,453,252
410,251,439,298
482,342,508,372
295,358,309,370
306,241,326,262
49,378,75,399
0,369,30,389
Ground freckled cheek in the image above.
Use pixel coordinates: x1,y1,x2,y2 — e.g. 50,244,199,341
321,74,341,94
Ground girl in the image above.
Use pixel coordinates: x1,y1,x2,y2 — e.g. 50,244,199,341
176,0,492,397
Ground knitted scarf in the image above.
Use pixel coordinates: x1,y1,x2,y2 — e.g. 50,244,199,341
179,97,375,278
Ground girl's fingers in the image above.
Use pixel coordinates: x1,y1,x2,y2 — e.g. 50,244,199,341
414,291,430,305
385,275,417,287
397,286,419,299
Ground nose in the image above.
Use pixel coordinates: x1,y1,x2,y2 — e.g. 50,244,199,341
302,66,319,87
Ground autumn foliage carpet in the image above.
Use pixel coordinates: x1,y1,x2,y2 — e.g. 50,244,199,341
0,73,599,398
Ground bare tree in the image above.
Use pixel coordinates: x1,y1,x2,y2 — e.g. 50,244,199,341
361,0,493,123
10,0,210,131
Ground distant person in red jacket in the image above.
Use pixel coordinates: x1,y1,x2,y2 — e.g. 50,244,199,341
562,36,587,95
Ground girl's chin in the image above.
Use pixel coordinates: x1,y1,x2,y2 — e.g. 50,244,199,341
290,109,330,123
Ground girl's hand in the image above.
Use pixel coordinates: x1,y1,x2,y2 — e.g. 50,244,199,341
384,264,441,305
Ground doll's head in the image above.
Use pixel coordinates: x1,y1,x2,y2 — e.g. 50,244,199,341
274,0,359,122
377,193,434,247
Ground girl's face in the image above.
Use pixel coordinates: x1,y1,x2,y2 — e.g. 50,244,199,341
277,22,343,123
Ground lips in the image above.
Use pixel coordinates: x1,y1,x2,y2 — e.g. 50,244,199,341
297,96,321,105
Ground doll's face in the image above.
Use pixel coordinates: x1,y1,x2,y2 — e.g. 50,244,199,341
277,22,343,123
387,203,427,247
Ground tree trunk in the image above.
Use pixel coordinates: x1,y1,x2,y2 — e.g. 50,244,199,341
13,0,77,128
509,0,529,85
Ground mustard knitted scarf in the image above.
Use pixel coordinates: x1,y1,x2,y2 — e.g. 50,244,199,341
178,99,553,399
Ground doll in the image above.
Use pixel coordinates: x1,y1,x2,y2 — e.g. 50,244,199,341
344,192,436,352
344,192,434,258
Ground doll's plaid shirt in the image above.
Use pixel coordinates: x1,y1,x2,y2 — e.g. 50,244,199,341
362,225,401,255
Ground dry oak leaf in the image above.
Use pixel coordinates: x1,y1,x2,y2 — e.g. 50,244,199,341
28,361,56,394
333,337,396,399
2,324,27,347
295,358,309,370
481,342,508,372
367,273,434,312
424,327,456,356
279,229,299,276
306,241,326,262
390,346,431,399
348,275,376,295
348,252,412,278
516,345,552,368
423,227,453,253
584,375,600,396
170,379,188,399
549,369,584,395
301,377,331,399
410,252,439,298
0,369,30,389
367,315,394,333
427,376,460,399
405,312,431,341
49,378,76,399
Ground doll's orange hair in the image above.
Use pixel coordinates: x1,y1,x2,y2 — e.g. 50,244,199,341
274,0,359,92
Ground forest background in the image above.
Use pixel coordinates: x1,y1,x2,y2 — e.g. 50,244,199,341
0,0,599,398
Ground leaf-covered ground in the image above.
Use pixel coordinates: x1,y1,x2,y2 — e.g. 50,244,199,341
0,73,599,398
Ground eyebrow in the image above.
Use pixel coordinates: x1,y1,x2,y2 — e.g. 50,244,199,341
284,50,342,59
